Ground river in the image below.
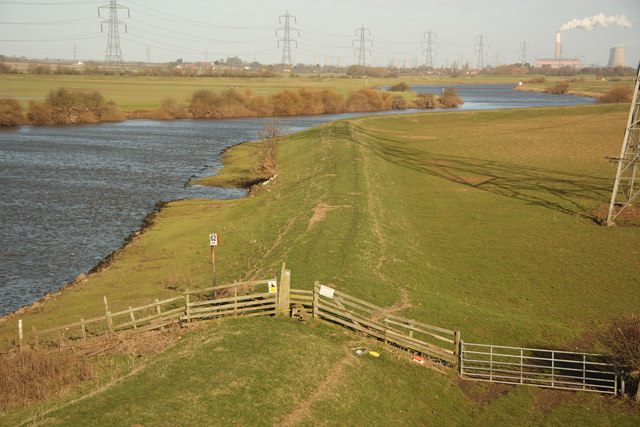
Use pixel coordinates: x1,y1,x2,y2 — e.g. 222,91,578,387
0,84,594,315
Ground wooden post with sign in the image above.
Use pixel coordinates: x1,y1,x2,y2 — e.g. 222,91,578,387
209,233,218,289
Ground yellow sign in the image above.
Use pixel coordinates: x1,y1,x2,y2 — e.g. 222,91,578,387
268,280,277,294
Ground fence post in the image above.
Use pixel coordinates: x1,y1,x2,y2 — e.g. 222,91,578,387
129,306,136,330
155,298,161,315
80,318,87,343
185,289,191,324
454,331,461,357
459,341,464,376
276,263,291,317
18,319,23,351
103,296,114,335
312,281,319,318
32,325,39,350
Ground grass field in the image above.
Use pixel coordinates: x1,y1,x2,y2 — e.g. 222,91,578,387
2,102,640,423
2,73,629,113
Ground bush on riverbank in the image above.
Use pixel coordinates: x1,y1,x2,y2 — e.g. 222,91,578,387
0,98,25,126
546,81,571,95
598,86,633,104
27,88,126,125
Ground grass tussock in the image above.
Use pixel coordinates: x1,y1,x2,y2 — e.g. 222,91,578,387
0,349,92,412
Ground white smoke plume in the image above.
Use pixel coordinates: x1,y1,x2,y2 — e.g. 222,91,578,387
559,13,632,32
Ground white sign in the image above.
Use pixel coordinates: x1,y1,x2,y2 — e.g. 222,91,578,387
209,234,218,246
268,280,278,294
319,285,335,299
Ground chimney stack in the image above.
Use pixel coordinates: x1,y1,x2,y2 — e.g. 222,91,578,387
555,32,561,59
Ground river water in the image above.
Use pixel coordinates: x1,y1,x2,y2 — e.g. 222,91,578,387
0,84,593,314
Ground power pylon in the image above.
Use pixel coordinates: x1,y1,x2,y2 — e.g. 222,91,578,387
98,0,129,70
421,30,438,68
353,25,372,70
475,34,487,70
605,63,640,225
276,11,299,66
518,41,530,67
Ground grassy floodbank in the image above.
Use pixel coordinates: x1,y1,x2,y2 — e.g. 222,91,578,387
2,103,640,423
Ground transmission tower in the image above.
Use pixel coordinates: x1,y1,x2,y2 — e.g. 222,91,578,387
276,11,299,66
421,30,438,68
353,25,372,71
475,34,487,70
98,0,129,70
518,41,530,67
605,63,640,225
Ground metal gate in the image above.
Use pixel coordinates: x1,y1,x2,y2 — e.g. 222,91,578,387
460,342,620,394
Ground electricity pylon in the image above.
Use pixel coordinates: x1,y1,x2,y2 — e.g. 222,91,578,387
475,34,487,70
98,0,129,71
421,30,438,68
605,63,640,225
353,25,372,70
276,11,299,66
518,41,530,67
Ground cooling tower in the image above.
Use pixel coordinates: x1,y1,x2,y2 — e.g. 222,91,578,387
607,47,626,67
555,32,561,59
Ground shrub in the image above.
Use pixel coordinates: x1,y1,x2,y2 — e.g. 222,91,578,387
0,98,26,126
439,88,463,108
28,88,124,125
526,77,546,84
389,82,412,92
414,93,438,109
251,119,282,179
391,95,412,110
598,86,633,104
602,315,640,401
547,81,570,94
345,88,393,112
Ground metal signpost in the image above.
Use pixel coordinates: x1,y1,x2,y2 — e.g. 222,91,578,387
209,234,218,287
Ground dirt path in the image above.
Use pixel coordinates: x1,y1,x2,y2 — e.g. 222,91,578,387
276,347,356,426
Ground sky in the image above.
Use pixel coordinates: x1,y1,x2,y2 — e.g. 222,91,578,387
0,0,639,68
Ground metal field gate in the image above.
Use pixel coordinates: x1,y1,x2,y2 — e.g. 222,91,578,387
460,342,621,395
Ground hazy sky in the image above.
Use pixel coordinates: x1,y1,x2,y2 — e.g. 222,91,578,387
1,0,639,67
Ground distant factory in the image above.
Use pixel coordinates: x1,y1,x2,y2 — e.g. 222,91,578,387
535,32,580,68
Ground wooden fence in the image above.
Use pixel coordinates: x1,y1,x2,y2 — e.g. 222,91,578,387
18,267,627,397
312,282,460,365
183,279,278,322
460,342,621,395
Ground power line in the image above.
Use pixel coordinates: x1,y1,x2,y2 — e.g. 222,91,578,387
475,33,487,69
353,25,372,68
422,30,438,68
276,10,299,66
98,0,129,70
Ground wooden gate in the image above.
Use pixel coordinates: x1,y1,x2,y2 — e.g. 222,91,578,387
460,342,620,394
312,282,460,365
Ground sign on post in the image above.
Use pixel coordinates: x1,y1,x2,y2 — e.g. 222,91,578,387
319,285,335,299
268,280,278,294
209,233,218,287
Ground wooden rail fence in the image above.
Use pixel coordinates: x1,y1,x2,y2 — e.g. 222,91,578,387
18,265,627,396
312,282,460,365
460,342,621,395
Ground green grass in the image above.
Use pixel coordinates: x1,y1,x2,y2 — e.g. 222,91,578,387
2,103,640,423
7,317,637,426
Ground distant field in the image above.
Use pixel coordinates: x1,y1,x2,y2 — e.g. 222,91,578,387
2,72,622,112
2,103,639,424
